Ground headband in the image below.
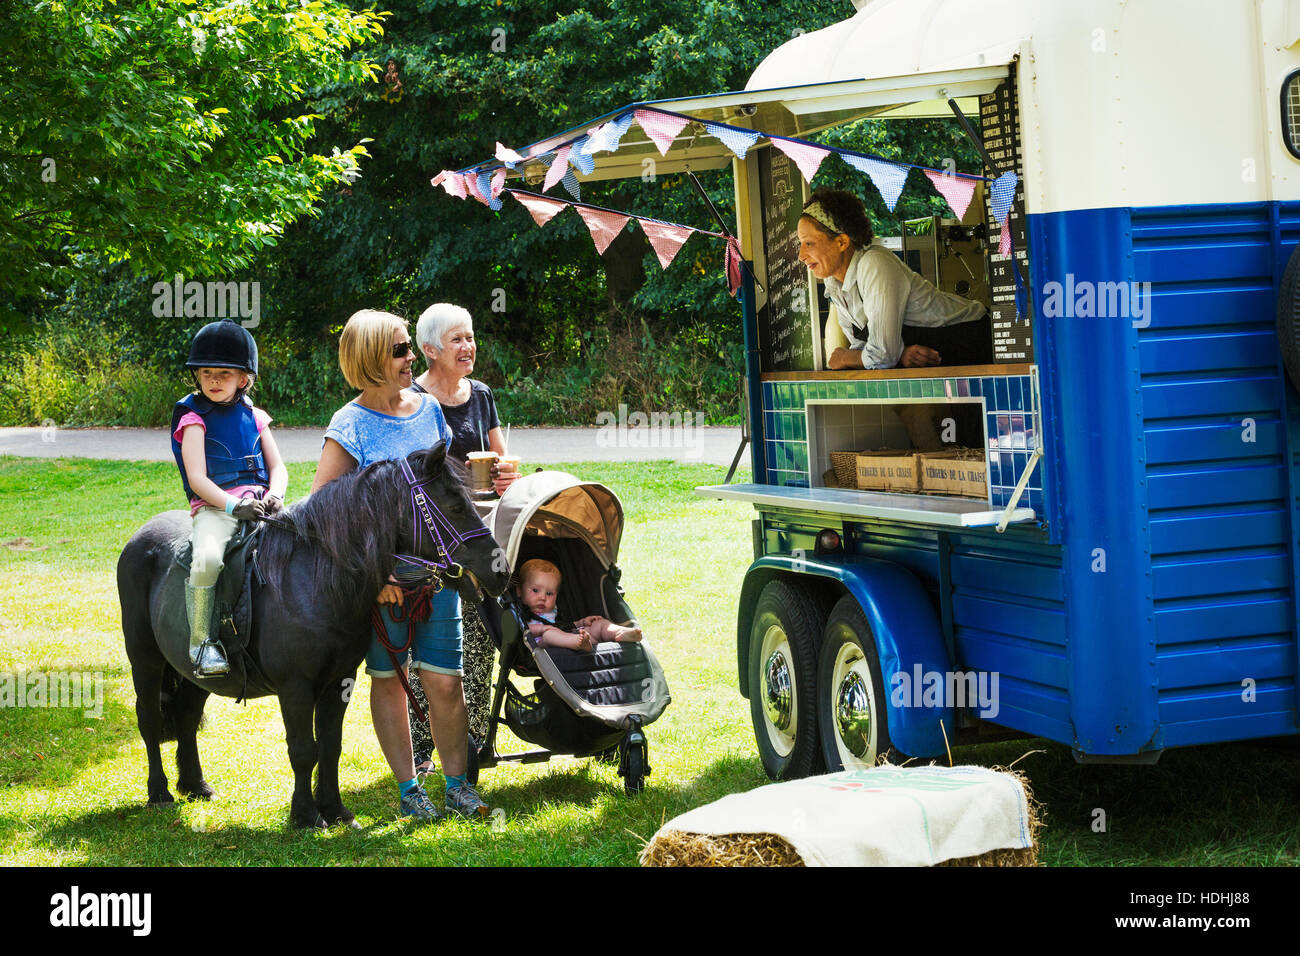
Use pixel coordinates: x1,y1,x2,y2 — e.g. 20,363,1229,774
801,201,841,236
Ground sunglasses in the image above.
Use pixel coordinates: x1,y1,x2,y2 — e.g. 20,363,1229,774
391,340,414,359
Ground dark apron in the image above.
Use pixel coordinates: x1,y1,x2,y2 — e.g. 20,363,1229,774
900,313,993,366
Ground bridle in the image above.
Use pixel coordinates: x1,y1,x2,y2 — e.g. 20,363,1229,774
391,456,491,589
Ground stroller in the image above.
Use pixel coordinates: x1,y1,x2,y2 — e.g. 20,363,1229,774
474,470,671,794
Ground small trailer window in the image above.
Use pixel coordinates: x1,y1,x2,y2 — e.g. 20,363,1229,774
1284,69,1300,159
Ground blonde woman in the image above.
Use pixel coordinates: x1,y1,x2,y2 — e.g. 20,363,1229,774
312,309,488,821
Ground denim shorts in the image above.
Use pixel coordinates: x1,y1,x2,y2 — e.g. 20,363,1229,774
365,586,463,677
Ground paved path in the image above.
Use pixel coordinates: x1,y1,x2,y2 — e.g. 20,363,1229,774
0,425,746,467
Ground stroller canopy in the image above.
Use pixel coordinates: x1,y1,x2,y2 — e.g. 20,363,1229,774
489,471,624,570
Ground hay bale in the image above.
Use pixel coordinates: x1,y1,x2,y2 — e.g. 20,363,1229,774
640,831,805,867
641,764,1043,867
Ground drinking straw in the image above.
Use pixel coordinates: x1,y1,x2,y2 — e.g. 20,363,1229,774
504,423,510,454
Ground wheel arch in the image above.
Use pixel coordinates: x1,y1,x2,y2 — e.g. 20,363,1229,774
738,554,953,758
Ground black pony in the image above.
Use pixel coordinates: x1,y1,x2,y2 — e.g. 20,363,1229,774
117,443,507,828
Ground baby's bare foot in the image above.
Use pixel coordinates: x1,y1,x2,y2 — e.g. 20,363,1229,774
612,624,642,643
577,628,594,651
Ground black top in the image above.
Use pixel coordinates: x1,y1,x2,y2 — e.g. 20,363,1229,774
409,378,501,462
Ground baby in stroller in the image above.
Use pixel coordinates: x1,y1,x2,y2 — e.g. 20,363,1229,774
519,558,642,652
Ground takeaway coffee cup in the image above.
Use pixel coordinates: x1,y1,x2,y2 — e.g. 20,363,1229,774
467,451,498,493
497,455,521,479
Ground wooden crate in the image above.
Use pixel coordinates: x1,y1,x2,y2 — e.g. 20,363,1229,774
855,449,921,493
918,449,988,499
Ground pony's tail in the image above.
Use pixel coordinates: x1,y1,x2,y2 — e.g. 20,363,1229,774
158,668,185,743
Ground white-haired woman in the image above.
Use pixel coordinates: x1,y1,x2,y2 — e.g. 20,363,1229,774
406,303,518,770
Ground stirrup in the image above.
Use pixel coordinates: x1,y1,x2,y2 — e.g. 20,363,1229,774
192,640,230,677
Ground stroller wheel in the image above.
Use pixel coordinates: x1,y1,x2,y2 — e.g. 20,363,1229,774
623,746,646,795
619,726,649,796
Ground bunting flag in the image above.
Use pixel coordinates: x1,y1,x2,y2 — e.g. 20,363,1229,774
990,171,1018,225
724,237,744,297
474,170,502,210
772,138,832,184
511,191,569,227
842,155,909,212
923,169,978,221
464,172,487,204
639,219,695,269
543,145,571,192
488,167,507,210
635,109,691,156
583,112,636,155
999,218,1013,256
575,206,630,254
495,142,526,168
502,189,747,298
569,136,596,175
561,165,581,200
704,121,761,160
433,170,467,200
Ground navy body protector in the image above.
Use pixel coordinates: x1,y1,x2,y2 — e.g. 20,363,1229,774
170,393,268,500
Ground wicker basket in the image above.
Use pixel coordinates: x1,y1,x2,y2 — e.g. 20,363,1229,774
829,451,859,489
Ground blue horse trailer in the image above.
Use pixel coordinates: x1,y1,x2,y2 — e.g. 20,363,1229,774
446,0,1300,779
691,0,1300,777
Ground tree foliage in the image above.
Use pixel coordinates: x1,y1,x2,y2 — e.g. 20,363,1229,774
0,0,385,320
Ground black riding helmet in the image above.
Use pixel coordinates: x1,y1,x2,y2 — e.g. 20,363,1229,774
186,318,259,376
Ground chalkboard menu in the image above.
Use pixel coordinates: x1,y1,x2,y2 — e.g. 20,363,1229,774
757,146,815,371
980,65,1034,364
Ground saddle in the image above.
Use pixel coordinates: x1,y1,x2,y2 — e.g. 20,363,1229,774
158,522,275,700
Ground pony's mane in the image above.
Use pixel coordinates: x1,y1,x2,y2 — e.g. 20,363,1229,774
257,459,406,626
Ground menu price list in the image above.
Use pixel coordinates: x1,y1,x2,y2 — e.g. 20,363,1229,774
981,67,1034,364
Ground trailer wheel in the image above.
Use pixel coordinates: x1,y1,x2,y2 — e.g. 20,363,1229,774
1279,242,1300,392
748,579,825,780
817,596,893,771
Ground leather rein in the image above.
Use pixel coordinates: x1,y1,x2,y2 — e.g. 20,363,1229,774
371,458,492,725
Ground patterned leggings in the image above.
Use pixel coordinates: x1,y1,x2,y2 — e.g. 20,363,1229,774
409,600,492,758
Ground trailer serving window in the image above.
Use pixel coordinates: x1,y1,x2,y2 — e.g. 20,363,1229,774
723,65,1039,526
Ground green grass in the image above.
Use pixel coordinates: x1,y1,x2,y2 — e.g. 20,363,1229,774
2,456,1300,866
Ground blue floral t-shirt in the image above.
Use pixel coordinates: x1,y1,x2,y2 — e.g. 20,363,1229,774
322,393,454,469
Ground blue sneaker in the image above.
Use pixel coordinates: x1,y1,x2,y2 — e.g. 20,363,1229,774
399,786,442,822
444,783,490,819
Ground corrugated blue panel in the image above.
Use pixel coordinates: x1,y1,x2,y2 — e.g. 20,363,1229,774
1159,711,1298,747
1157,682,1291,724
1151,551,1290,600
1154,595,1293,643
1137,329,1276,374
1156,636,1293,688
1141,375,1279,418
948,552,1063,598
951,594,1067,646
1125,200,1297,748
953,628,1069,686
1146,463,1285,509
1147,285,1273,330
1145,420,1284,465
1129,207,1270,238
1150,508,1288,554
1133,239,1271,284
